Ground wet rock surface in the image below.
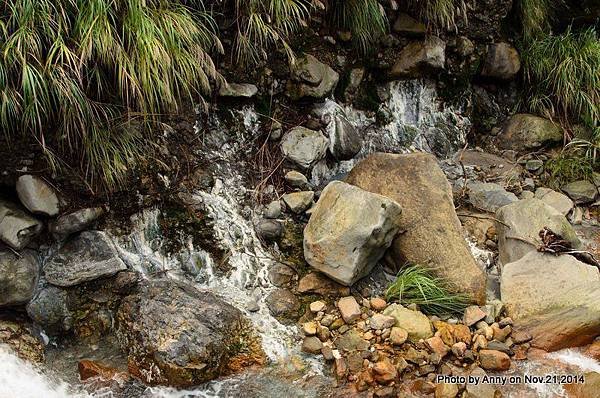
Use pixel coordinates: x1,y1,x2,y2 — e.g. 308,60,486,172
0,250,39,307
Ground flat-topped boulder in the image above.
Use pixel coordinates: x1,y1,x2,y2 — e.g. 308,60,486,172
345,152,486,303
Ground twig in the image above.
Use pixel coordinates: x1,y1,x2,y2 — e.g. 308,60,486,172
456,212,511,228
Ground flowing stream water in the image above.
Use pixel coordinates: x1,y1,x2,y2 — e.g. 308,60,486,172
1,80,596,397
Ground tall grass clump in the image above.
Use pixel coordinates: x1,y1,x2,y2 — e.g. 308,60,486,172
233,0,311,65
522,27,600,129
385,264,469,316
0,0,222,189
329,0,388,54
517,0,556,40
408,0,466,31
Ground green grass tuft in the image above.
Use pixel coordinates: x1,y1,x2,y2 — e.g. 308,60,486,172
517,0,557,40
409,0,466,31
329,0,388,54
385,264,469,316
545,150,595,188
0,0,222,190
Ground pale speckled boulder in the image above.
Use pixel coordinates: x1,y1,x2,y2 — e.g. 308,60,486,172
304,181,402,286
345,152,486,304
501,251,600,351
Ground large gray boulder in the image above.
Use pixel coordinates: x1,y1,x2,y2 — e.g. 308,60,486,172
0,200,43,250
501,251,600,351
304,181,402,286
495,114,563,150
117,280,257,387
346,153,486,303
467,182,518,213
534,187,574,216
480,42,521,80
389,37,445,78
49,207,105,239
561,180,598,204
280,127,328,169
287,54,339,100
495,198,580,265
44,231,126,287
0,251,39,307
16,175,60,216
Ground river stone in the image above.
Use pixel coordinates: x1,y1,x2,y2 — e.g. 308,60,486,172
16,175,60,216
337,296,361,323
480,42,521,80
561,180,598,204
117,280,252,387
265,288,300,320
383,304,433,342
254,219,283,241
49,207,105,239
389,36,445,78
0,250,39,307
281,127,328,169
304,181,402,285
346,153,486,303
534,187,574,216
218,82,258,98
26,285,71,332
496,114,563,150
392,13,426,37
0,200,42,250
287,54,339,100
263,200,282,219
282,191,314,214
495,198,580,265
501,251,600,351
44,231,127,287
335,329,370,352
467,182,518,212
284,170,309,188
297,272,350,296
329,114,362,160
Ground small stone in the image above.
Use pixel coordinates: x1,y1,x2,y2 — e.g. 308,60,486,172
282,191,314,213
389,326,408,345
370,314,395,330
78,360,129,383
479,349,511,370
321,314,335,327
16,175,60,216
317,326,330,341
492,324,511,342
374,386,395,398
486,341,512,355
263,201,282,219
463,306,487,326
321,345,334,361
218,82,258,98
435,383,458,398
335,329,369,352
255,219,283,241
372,358,397,383
284,170,309,188
370,297,387,311
335,358,347,378
425,336,449,358
303,321,318,336
302,336,323,354
512,330,533,344
451,342,467,357
473,334,488,351
337,296,361,323
309,300,326,313
499,317,513,327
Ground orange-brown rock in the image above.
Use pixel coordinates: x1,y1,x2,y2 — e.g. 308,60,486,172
372,358,398,384
479,349,511,371
78,360,129,383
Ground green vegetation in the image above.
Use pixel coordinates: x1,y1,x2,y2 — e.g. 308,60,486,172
545,150,595,188
232,0,311,65
385,264,469,316
409,0,466,31
329,0,388,54
517,0,556,40
522,27,600,129
0,0,221,189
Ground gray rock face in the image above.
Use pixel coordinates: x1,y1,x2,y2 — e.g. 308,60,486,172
389,37,445,78
496,114,563,150
346,153,486,304
282,191,314,213
287,54,339,100
304,181,402,286
49,207,105,239
495,198,580,265
534,188,574,216
0,200,43,250
481,43,521,80
217,82,258,98
26,285,71,332
501,251,600,351
561,180,598,204
263,200,282,219
44,231,126,287
117,280,252,386
0,251,39,307
281,127,328,169
16,175,60,216
467,182,518,212
329,114,362,160
392,13,426,37
284,170,309,188
254,219,283,241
